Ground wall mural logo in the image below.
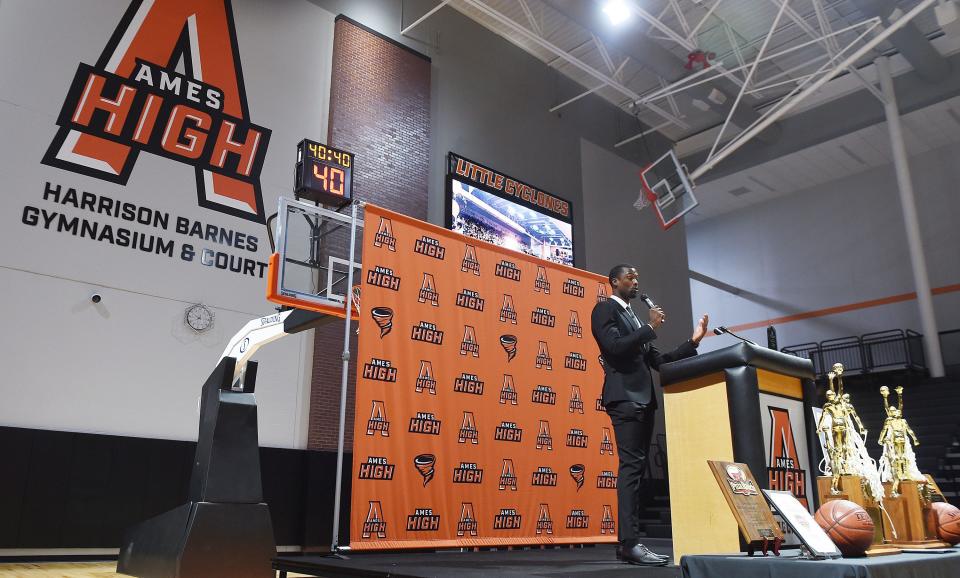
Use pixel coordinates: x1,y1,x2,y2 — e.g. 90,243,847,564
531,466,558,487
411,320,444,345
531,307,556,328
418,272,438,306
565,351,587,371
374,217,397,251
409,412,442,435
568,310,582,338
455,288,484,311
601,505,616,535
597,470,618,489
566,428,588,448
569,385,584,414
600,428,615,455
494,421,523,443
367,266,401,291
454,372,484,396
494,259,521,281
563,278,585,298
499,294,517,324
566,509,590,530
768,407,808,507
536,341,553,370
536,420,553,450
458,411,479,444
459,325,479,357
362,501,387,539
531,385,556,406
415,360,437,395
42,0,272,223
366,400,389,437
362,358,397,383
457,503,479,537
406,508,440,532
461,244,480,275
535,266,550,294
537,504,554,535
413,454,436,486
414,235,445,260
453,462,483,484
358,456,395,480
371,307,394,338
597,283,609,303
499,459,518,490
493,508,522,530
499,374,518,405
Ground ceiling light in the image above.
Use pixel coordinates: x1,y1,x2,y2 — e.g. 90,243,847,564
603,0,631,26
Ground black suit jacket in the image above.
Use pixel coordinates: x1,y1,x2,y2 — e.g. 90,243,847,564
591,298,697,409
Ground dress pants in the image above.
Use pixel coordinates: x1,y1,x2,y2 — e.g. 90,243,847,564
606,400,656,546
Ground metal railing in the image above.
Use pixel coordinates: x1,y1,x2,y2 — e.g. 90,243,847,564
782,329,927,377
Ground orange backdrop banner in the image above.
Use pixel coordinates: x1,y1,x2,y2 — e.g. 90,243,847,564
350,204,619,550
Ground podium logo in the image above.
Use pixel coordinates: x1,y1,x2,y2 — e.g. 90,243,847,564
414,235,445,260
725,464,759,496
458,412,479,445
362,501,386,539
569,385,584,413
495,260,521,281
499,459,517,490
358,456,395,480
569,464,585,490
531,307,556,328
495,421,522,443
597,283,609,303
411,321,443,345
566,428,588,448
453,462,483,484
536,341,553,370
535,266,551,294
459,325,479,357
406,508,440,532
566,509,590,529
374,218,396,251
563,278,585,298
366,400,389,437
499,334,517,362
461,244,480,275
409,412,442,435
454,372,484,396
767,407,808,507
565,352,587,371
499,295,517,324
362,358,397,383
532,384,556,406
415,360,436,395
568,310,582,338
499,374,518,405
456,288,484,311
367,266,401,291
418,273,438,306
536,420,553,450
600,428,615,455
601,505,616,535
531,466,557,487
371,307,394,338
597,470,618,489
413,454,436,486
457,503,478,537
493,508,522,530
537,504,554,535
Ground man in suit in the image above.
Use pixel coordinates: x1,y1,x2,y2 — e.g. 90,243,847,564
591,264,709,566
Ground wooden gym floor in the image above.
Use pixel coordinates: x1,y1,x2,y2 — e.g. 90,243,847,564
0,563,314,577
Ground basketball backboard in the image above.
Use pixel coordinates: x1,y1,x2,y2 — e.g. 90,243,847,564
266,197,362,317
640,150,698,230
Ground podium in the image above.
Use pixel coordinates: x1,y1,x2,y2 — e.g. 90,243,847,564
659,343,817,561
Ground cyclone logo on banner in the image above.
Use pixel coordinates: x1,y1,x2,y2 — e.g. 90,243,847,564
500,334,517,361
371,307,394,337
569,464,585,491
414,454,436,486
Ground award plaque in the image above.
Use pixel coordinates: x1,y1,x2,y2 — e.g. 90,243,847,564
709,461,784,555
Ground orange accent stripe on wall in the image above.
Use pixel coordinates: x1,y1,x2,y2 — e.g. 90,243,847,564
706,282,960,336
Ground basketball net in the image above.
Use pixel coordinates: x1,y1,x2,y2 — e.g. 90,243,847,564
352,285,362,334
633,191,650,212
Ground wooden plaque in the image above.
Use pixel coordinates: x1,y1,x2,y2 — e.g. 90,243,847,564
709,461,784,544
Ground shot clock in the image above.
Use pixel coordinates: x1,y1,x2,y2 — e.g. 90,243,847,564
295,139,354,205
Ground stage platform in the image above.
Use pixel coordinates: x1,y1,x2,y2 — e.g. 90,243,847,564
682,549,960,578
274,541,678,577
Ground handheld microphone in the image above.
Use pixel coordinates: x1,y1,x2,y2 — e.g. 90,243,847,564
639,293,657,309
714,326,758,346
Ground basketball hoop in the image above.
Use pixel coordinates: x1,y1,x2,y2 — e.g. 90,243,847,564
351,285,362,334
633,192,650,212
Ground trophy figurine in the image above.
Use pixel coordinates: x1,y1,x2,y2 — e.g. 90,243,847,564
817,364,866,494
878,386,921,497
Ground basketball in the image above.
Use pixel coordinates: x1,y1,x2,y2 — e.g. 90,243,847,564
931,502,960,544
814,500,874,556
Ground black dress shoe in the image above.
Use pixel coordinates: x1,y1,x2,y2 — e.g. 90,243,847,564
619,544,669,566
616,544,668,561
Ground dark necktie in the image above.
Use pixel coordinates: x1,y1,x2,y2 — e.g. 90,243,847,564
625,306,641,330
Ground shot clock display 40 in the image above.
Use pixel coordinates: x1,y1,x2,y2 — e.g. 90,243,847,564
295,139,354,206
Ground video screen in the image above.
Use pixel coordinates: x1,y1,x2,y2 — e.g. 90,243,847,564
449,178,574,267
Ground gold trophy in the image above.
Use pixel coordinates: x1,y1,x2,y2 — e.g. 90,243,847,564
815,364,900,555
877,385,949,548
